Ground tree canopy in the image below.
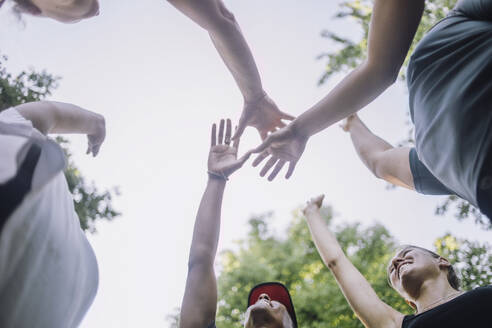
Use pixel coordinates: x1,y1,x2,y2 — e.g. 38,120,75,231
213,208,491,328
0,54,120,232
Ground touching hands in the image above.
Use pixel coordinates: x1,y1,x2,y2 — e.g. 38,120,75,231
86,114,106,157
208,118,252,179
250,123,308,181
232,93,295,141
302,194,324,216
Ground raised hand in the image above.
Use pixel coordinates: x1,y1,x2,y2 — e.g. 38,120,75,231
232,93,295,141
250,123,308,181
208,118,252,179
302,194,325,216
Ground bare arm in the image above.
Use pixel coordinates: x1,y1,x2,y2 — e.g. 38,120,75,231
15,101,105,156
341,114,414,190
167,0,294,139
294,0,425,137
303,196,404,328
180,119,251,328
250,0,425,179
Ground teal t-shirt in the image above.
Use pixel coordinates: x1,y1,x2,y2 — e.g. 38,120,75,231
407,0,492,207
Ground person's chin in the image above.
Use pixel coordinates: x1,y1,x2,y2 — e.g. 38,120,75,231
247,304,276,326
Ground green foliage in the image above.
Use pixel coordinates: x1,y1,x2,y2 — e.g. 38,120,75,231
214,209,491,327
318,0,491,229
0,54,120,232
434,234,492,290
0,54,60,110
317,0,456,84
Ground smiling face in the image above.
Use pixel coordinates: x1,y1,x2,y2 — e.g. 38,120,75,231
30,0,99,22
244,293,294,328
388,246,451,300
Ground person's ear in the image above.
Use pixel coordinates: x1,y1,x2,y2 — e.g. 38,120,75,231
438,257,451,270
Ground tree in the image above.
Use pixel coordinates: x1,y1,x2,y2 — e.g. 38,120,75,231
213,208,491,328
316,0,491,229
0,54,120,232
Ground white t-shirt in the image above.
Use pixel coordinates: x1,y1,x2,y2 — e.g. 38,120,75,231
0,108,99,328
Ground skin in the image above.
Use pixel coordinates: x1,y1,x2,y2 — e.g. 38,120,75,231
244,294,293,328
30,0,99,22
179,120,293,328
303,194,462,328
167,0,294,140
15,100,106,156
251,0,426,180
340,114,415,190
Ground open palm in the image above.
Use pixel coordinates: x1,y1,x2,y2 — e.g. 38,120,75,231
250,124,308,181
208,119,251,178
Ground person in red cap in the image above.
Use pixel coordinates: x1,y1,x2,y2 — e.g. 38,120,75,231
179,119,297,328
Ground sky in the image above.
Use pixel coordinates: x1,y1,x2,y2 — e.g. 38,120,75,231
0,0,490,327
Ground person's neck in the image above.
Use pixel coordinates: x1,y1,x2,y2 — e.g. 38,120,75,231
414,278,461,313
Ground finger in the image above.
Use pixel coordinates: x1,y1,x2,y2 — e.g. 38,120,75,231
237,150,253,165
251,135,274,154
231,117,247,140
260,130,268,141
86,145,91,155
225,119,232,145
277,121,286,128
260,156,278,177
92,144,101,157
268,159,286,181
314,194,325,208
218,119,225,144
232,126,240,149
285,160,297,179
281,111,295,121
211,123,217,147
252,150,270,167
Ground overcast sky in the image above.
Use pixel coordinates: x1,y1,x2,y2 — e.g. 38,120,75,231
1,0,490,327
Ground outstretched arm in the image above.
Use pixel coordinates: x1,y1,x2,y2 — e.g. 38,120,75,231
15,101,105,156
341,114,414,190
303,195,404,328
180,119,251,328
167,0,294,139
251,0,425,179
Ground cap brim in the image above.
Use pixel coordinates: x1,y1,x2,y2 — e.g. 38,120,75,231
247,282,297,327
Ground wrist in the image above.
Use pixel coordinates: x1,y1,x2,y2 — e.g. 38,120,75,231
289,119,311,140
207,171,229,182
90,113,105,135
244,90,267,105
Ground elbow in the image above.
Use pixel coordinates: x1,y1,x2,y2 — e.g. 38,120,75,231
363,60,400,90
187,247,214,272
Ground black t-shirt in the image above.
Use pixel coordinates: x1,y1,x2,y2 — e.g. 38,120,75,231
402,286,492,328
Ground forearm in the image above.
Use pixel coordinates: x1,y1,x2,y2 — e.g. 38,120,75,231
293,63,394,138
16,101,104,135
188,177,226,268
305,210,345,268
208,21,264,102
348,116,393,174
169,0,264,102
305,209,401,328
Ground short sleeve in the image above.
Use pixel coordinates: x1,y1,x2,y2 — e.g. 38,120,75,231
454,0,492,20
409,148,454,195
207,320,217,328
0,107,35,137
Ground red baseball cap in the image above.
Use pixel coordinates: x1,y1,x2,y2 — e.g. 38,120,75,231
247,282,297,327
